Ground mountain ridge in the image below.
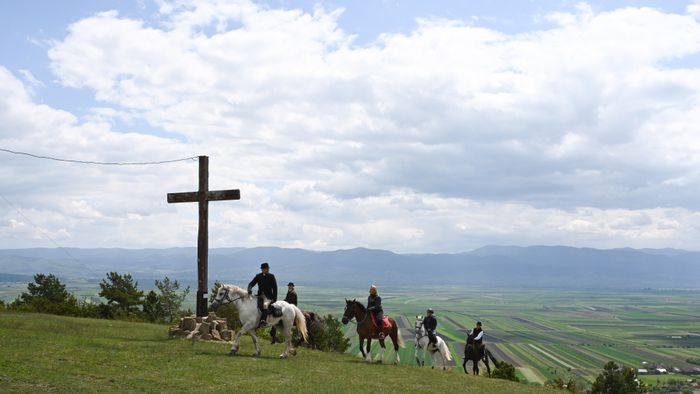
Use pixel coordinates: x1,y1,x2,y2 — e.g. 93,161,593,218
0,245,698,288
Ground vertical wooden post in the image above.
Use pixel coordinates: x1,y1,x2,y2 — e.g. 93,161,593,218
167,155,239,318
197,155,209,317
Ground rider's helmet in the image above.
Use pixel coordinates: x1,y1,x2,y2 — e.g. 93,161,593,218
427,308,434,314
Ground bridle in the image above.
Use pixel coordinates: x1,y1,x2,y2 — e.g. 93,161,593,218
213,286,252,307
343,301,368,326
414,321,428,344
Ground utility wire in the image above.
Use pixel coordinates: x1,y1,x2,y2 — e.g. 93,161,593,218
0,147,198,165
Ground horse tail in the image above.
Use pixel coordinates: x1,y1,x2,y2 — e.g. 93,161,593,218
292,305,308,342
396,328,405,348
487,350,499,366
441,341,453,361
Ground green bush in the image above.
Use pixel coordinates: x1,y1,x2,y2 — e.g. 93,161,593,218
9,273,80,315
492,361,519,382
313,314,350,353
590,361,645,394
99,272,144,317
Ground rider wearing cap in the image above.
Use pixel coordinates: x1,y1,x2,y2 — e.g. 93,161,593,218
284,282,297,306
247,262,278,327
422,308,438,347
468,321,485,357
367,285,384,337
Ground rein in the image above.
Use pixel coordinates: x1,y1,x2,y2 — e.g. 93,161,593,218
216,287,256,306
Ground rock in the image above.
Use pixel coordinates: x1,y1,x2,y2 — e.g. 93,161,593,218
215,320,228,330
205,312,217,323
211,329,222,341
168,327,183,337
186,330,197,340
196,316,203,323
202,333,213,340
220,329,232,341
199,322,210,335
181,317,196,331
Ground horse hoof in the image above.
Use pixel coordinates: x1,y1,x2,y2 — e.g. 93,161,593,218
431,366,434,369
279,354,288,359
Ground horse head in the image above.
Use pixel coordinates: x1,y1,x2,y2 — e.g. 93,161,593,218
414,316,425,337
210,284,232,309
341,298,359,325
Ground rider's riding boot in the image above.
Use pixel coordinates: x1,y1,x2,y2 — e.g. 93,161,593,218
259,310,269,328
378,323,385,339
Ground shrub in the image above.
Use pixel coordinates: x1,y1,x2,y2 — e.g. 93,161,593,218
492,361,519,382
313,314,350,353
10,273,79,315
590,361,645,394
99,272,144,317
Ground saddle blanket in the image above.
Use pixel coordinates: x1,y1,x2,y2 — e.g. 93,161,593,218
371,316,391,330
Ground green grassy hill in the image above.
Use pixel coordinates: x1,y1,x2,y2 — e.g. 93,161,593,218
0,312,564,393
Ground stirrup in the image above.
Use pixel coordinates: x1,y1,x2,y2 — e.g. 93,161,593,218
378,331,385,339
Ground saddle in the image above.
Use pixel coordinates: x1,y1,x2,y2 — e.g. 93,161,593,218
269,303,283,318
371,315,391,331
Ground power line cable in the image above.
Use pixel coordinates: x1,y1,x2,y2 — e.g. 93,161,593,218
0,147,198,165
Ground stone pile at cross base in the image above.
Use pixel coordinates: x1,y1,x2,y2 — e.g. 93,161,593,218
169,312,233,342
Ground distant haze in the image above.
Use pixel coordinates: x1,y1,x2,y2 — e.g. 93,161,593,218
1,245,698,289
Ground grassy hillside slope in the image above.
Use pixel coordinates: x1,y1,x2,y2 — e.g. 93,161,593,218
0,312,564,393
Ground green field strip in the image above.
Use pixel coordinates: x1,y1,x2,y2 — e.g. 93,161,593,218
500,343,557,381
546,344,602,369
504,344,552,381
584,345,647,366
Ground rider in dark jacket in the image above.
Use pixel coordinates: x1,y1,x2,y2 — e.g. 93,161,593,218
367,285,384,336
284,282,297,305
423,308,438,346
247,262,278,327
468,321,485,357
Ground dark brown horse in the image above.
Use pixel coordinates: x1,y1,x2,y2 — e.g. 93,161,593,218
462,338,498,376
341,299,404,364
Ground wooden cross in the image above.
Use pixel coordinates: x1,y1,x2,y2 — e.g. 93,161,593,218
167,156,240,316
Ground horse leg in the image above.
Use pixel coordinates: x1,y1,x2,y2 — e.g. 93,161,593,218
230,329,243,355
230,322,253,355
414,343,421,366
378,339,385,364
280,319,293,359
391,329,400,365
462,348,469,373
250,329,261,357
473,360,479,375
484,355,491,377
359,336,366,360
366,338,373,363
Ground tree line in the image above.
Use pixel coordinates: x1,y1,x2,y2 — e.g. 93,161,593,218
1,272,190,323
0,273,350,353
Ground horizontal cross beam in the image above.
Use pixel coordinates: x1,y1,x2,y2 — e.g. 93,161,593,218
167,189,241,203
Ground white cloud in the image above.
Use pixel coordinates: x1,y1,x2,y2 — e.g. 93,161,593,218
2,1,700,251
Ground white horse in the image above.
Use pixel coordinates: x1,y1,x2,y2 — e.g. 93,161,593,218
414,315,453,370
211,284,308,358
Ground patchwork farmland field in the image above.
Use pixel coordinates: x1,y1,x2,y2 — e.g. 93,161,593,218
296,286,700,384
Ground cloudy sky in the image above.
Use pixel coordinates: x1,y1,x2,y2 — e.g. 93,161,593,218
1,0,700,253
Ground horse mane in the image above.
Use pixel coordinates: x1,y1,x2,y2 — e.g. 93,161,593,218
352,299,366,312
224,284,251,299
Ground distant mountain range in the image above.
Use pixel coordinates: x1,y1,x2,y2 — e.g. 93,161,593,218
0,245,698,289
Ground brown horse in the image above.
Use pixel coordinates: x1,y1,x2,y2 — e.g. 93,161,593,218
341,299,404,364
462,338,498,376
